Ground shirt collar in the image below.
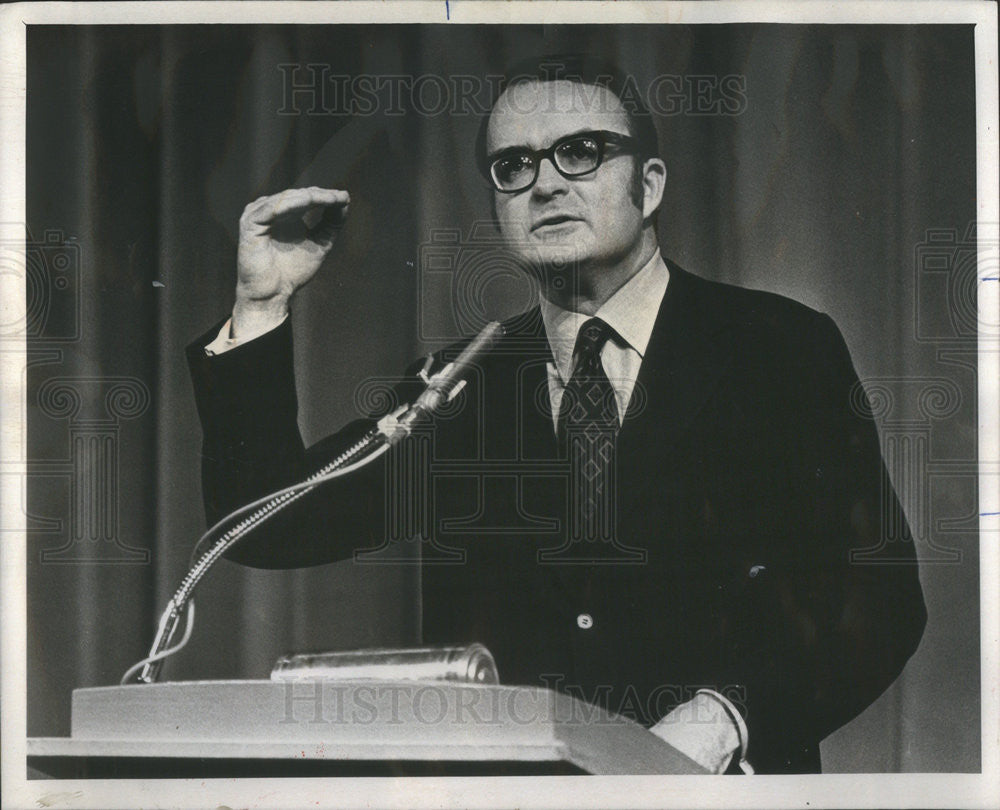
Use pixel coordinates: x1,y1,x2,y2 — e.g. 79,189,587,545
539,251,670,383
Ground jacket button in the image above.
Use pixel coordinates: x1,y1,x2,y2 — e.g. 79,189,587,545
576,613,593,629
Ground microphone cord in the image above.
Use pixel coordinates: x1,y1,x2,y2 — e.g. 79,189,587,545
122,430,389,684
123,320,505,685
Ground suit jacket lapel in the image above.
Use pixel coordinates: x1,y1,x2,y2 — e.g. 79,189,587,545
499,307,560,461
618,260,737,461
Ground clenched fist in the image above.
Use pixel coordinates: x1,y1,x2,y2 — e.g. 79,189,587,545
232,187,350,337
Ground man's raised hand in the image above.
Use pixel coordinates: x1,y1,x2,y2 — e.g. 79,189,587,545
233,187,350,337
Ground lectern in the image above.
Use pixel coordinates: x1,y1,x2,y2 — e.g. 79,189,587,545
28,680,705,777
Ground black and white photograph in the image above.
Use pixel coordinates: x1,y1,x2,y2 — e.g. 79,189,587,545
1,1,998,808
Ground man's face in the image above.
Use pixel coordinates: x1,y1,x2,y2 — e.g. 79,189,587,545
485,80,649,272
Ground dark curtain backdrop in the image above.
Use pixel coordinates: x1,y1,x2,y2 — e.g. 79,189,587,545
25,24,979,772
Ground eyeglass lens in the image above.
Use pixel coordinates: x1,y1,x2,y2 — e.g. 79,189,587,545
491,135,602,192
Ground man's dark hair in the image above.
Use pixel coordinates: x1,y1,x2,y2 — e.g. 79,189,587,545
474,53,661,179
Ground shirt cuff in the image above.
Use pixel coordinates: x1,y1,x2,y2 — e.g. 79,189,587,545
695,688,754,774
204,314,289,356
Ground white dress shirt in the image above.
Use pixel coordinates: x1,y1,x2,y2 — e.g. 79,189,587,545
204,313,288,355
539,250,670,431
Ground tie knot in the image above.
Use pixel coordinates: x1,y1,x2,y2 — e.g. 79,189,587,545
574,318,611,361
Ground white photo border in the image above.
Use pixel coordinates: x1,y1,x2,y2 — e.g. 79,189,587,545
1,2,997,809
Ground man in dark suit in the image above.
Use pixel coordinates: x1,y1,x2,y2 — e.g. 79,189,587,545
187,56,926,774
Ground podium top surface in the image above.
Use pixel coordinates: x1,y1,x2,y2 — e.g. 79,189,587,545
29,680,704,775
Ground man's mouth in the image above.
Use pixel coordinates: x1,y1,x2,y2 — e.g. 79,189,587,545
530,215,582,232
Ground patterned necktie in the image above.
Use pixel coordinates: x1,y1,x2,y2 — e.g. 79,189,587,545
558,317,620,543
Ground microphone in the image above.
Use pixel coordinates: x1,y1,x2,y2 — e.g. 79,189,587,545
378,320,505,445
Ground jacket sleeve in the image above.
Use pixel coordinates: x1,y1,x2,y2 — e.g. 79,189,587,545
185,317,418,569
715,312,927,773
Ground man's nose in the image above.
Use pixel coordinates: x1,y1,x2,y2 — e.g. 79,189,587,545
531,156,568,198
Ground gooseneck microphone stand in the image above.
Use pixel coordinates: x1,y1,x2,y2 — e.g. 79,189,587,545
122,321,505,685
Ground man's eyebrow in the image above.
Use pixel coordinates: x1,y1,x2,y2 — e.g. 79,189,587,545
486,128,605,159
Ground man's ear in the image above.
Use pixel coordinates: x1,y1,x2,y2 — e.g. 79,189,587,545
641,158,667,220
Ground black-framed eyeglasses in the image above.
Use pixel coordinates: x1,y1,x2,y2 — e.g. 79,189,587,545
485,130,639,193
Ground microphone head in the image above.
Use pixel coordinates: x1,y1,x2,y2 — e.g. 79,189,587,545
451,321,505,371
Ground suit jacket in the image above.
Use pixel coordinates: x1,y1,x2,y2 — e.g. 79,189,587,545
187,260,926,773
